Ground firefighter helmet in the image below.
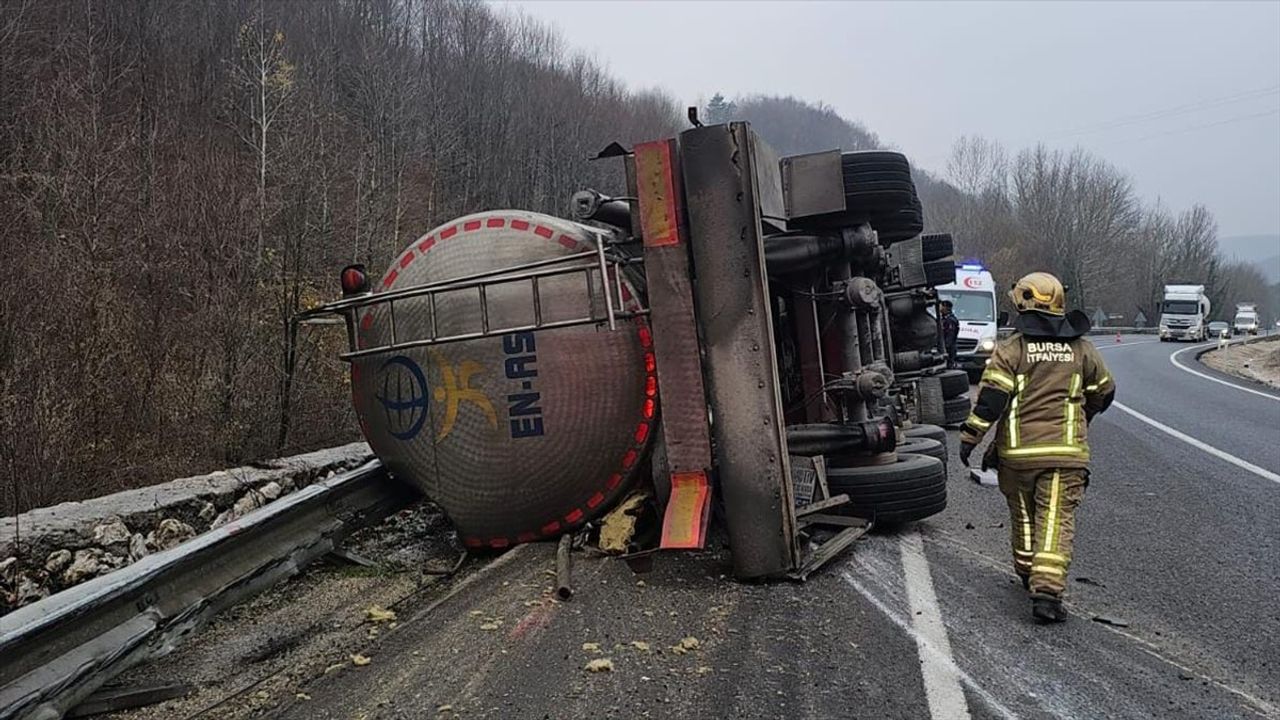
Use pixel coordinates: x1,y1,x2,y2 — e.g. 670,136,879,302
1010,272,1066,316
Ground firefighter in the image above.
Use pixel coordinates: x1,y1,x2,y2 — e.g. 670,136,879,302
958,272,1115,623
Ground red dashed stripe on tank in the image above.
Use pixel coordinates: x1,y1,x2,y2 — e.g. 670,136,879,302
362,214,653,550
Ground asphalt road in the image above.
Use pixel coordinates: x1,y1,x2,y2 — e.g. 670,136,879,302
109,336,1279,720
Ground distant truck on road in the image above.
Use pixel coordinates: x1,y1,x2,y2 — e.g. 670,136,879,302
1159,284,1211,342
1233,303,1260,336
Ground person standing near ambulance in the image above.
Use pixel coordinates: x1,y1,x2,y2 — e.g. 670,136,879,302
958,272,1115,623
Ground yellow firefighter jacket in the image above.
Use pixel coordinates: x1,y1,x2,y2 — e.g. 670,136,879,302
960,332,1114,470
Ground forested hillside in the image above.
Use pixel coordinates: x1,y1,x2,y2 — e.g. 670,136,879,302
0,0,678,512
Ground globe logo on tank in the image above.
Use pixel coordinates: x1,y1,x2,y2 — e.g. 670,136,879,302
376,356,430,441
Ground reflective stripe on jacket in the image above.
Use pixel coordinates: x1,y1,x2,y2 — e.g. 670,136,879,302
960,332,1113,470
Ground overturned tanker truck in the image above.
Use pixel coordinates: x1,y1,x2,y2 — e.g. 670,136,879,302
297,121,962,581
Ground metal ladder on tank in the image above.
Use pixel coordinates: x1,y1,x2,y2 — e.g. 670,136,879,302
295,230,648,361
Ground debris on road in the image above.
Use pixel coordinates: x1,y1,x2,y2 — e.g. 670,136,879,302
365,605,397,623
584,658,615,673
555,534,574,601
630,641,651,652
350,654,372,666
671,636,701,655
582,642,602,654
1092,615,1130,628
599,491,650,553
1075,577,1107,588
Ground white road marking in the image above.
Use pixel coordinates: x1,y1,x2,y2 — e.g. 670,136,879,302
899,531,972,720
1111,402,1280,485
1169,342,1280,402
843,562,1018,720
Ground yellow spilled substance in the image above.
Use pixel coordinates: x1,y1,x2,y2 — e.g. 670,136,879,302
598,491,650,553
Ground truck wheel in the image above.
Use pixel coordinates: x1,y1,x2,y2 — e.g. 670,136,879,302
924,259,957,288
920,232,954,262
943,394,971,426
827,453,947,525
894,437,947,469
916,376,946,425
903,423,947,445
937,369,970,399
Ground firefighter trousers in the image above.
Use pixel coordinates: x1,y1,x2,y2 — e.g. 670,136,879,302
997,467,1087,596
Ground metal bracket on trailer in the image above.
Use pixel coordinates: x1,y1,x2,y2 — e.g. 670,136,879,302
680,122,800,580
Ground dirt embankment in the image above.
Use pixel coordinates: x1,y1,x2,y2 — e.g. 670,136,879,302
1202,337,1280,389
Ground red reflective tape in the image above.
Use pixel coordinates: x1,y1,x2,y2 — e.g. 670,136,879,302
558,234,578,250
463,537,483,549
464,220,482,232
517,531,537,543
638,326,653,348
541,520,561,535
489,537,510,549
644,352,656,373
645,376,657,397
382,269,399,288
606,473,622,490
564,508,585,524
511,219,530,231
418,236,435,252
622,449,638,468
441,225,458,239
399,251,416,269
634,422,650,444
534,225,554,239
487,218,506,228
643,399,655,419
586,492,605,509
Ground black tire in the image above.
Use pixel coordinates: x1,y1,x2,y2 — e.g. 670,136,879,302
936,369,970,399
920,233,954,262
828,453,947,524
943,394,971,426
924,259,956,287
903,423,947,445
895,436,947,467
891,311,940,351
916,376,946,425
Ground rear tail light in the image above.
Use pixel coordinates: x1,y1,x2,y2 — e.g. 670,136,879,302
340,264,369,296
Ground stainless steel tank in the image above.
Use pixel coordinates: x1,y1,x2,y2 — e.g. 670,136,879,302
350,211,655,549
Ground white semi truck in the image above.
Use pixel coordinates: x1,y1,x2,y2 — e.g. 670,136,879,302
1159,284,1211,342
1233,303,1260,336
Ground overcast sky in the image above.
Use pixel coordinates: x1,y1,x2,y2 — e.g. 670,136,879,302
500,1,1280,239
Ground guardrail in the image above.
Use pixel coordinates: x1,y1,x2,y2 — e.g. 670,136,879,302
998,326,1158,339
0,460,417,720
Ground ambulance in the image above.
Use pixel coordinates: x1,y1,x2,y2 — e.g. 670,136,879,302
936,263,999,380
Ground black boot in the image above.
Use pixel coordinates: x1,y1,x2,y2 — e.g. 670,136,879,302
1030,593,1067,623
